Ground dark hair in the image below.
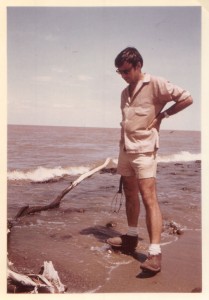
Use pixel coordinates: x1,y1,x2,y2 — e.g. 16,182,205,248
115,47,143,68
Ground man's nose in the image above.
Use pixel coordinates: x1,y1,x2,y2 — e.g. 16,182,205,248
121,73,127,79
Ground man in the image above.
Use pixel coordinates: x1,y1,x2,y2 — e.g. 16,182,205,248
107,47,193,273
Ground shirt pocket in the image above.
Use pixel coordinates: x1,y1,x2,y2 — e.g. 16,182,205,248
134,107,149,117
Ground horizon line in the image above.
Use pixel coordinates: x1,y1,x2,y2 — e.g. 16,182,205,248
7,123,201,132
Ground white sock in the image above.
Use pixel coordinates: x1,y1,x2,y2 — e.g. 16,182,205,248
127,226,138,236
148,244,161,255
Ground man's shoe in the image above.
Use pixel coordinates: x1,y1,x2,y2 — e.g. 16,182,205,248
140,253,162,273
106,234,138,253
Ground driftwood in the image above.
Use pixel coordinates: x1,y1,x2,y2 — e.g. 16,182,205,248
8,158,117,293
15,158,111,218
8,261,66,293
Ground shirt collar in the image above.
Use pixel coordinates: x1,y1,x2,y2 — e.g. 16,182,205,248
131,73,151,97
124,73,151,100
143,73,151,83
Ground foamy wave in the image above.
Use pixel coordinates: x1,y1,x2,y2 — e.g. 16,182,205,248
7,152,200,182
158,151,201,163
7,166,91,182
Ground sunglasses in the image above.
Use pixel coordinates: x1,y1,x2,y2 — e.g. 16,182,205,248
116,66,133,75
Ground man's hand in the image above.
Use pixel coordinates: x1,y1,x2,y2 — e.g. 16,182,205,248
147,113,164,131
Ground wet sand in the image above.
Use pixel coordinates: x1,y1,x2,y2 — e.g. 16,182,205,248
7,218,202,293
7,161,202,293
99,230,202,293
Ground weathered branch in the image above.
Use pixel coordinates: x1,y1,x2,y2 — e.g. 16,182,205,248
8,261,66,293
15,158,111,218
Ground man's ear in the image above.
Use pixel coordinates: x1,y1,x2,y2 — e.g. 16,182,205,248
136,62,142,70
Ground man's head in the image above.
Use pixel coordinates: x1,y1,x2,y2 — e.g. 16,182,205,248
115,47,143,69
115,47,144,84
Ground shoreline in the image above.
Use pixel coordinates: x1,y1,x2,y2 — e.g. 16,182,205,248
7,160,201,293
7,214,201,293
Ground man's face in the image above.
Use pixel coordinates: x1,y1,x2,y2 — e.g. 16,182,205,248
116,62,141,84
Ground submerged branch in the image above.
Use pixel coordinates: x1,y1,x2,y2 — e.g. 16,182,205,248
15,158,111,218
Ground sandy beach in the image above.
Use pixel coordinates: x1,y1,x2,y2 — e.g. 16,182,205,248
7,127,202,294
7,162,202,294
7,210,202,294
99,230,202,293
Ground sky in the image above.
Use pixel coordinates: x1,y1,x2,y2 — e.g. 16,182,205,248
7,5,201,130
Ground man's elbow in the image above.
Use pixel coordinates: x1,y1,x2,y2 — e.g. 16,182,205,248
186,96,193,106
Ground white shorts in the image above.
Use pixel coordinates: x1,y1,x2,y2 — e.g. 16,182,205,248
117,148,157,179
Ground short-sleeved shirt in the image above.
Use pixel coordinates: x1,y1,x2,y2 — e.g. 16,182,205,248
120,73,191,153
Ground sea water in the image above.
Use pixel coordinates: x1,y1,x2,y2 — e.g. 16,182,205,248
7,125,200,182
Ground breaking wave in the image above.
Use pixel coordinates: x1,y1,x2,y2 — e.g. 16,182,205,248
157,151,201,163
7,152,200,182
7,166,91,182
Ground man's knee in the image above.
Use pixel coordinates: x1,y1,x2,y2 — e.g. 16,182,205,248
122,176,138,188
122,176,139,199
137,178,157,205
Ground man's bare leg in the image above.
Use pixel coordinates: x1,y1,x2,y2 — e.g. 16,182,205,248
138,177,162,273
137,177,162,244
106,175,139,252
122,176,140,227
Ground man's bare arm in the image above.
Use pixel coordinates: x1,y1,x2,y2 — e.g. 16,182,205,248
161,96,193,118
147,96,193,131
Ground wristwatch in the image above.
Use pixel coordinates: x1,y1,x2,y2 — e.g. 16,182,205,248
163,111,170,118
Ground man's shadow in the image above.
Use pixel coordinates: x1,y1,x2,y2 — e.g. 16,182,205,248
80,225,157,278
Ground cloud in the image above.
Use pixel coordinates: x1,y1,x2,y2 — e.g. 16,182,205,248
52,103,74,109
44,34,58,42
77,75,93,81
51,67,69,74
33,76,52,83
